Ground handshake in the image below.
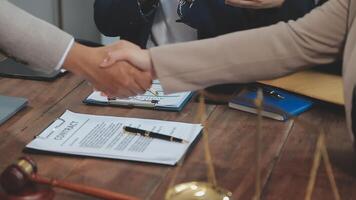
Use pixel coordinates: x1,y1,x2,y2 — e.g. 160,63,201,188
64,40,155,98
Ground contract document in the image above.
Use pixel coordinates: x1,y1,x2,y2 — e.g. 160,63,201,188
26,110,202,165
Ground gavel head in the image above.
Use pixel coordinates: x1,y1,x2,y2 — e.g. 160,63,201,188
0,156,38,194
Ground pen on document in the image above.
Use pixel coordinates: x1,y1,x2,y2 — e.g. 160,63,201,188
123,126,189,144
148,88,159,96
107,97,159,107
106,88,158,101
107,97,159,104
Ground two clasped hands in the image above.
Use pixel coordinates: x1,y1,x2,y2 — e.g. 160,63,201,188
64,40,152,99
99,40,154,98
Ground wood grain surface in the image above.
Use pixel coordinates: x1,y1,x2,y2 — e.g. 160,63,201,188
0,74,354,200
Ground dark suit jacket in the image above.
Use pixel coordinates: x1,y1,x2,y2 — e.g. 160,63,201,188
94,0,324,47
94,0,157,48
178,0,323,39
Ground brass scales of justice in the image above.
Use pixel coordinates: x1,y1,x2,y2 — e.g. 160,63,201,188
164,88,342,200
165,91,233,200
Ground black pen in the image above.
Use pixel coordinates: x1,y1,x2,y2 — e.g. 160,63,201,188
123,126,189,144
250,86,285,99
263,88,285,99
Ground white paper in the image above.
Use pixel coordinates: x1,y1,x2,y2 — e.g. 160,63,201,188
26,110,202,165
86,82,192,109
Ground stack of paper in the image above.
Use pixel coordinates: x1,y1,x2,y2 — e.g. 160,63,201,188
84,81,193,111
26,110,203,165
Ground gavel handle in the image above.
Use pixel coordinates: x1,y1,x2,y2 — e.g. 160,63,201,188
31,175,138,200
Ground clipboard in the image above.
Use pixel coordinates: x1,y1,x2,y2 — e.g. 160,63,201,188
83,90,194,112
26,110,203,165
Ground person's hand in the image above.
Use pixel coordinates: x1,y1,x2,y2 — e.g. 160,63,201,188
99,40,156,78
225,0,284,9
63,42,152,98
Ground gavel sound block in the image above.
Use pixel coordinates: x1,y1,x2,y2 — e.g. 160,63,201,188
0,157,138,200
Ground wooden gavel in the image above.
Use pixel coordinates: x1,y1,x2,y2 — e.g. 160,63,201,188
0,157,138,200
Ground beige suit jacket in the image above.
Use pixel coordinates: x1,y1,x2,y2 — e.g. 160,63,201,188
0,0,73,73
150,0,356,139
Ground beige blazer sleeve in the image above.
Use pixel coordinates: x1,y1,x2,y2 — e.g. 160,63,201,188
0,0,73,73
150,0,348,93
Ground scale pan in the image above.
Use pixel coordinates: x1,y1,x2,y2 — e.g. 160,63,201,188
165,181,232,200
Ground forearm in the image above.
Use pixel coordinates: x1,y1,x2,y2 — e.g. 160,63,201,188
63,43,106,79
150,0,348,93
0,0,73,73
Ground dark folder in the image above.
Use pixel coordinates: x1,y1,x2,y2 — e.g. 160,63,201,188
0,57,65,81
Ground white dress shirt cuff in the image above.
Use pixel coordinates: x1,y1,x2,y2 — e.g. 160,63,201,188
55,38,75,70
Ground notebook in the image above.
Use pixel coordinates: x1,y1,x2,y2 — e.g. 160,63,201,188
228,86,313,121
84,81,193,112
0,95,28,125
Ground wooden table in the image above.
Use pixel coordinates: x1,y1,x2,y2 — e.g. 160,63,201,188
0,74,355,200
